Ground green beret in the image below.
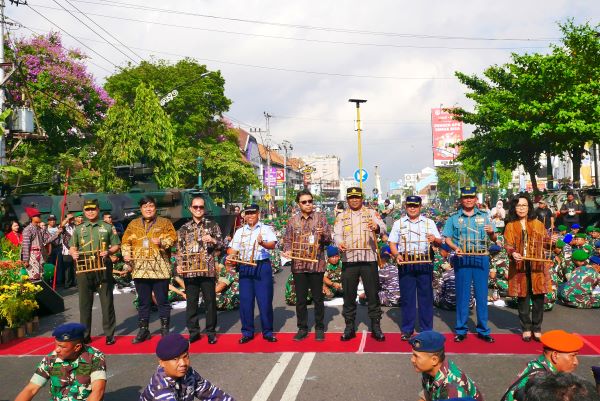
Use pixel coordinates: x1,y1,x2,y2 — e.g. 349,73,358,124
587,226,596,233
555,240,566,249
557,225,567,231
583,244,594,254
74,211,83,217
575,233,587,239
572,249,589,262
595,227,600,233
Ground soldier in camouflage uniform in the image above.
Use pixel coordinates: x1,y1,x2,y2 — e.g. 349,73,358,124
558,254,600,308
409,331,483,401
216,260,240,311
501,329,583,401
284,272,313,306
14,323,106,401
559,249,587,284
110,253,132,288
373,246,400,306
489,243,509,298
322,246,343,299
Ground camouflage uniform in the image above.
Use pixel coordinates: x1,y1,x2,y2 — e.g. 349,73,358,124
323,261,343,299
432,250,445,292
544,256,562,311
502,355,556,401
558,260,576,283
30,345,107,401
378,262,401,307
421,359,483,401
489,251,510,297
216,264,240,311
558,265,600,308
284,272,313,306
112,260,132,288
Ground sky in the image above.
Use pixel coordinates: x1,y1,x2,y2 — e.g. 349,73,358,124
6,0,599,194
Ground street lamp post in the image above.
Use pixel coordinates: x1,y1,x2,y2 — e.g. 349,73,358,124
281,140,293,212
349,99,367,190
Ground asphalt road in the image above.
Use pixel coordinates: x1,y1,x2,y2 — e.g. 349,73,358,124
2,271,599,401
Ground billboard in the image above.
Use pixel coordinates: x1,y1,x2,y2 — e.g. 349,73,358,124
431,108,463,167
264,167,277,187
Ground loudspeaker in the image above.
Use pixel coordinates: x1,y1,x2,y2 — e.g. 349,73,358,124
33,280,65,315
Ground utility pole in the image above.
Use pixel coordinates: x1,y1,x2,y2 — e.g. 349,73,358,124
348,99,367,189
374,165,382,204
264,112,274,218
0,0,6,166
281,140,293,212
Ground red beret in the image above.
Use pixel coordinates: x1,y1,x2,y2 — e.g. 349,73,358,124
25,207,41,218
541,330,584,353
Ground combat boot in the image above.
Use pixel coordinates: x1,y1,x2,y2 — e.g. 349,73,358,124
132,319,151,344
160,317,170,337
371,319,385,342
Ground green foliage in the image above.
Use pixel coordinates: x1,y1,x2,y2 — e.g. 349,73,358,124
97,83,178,190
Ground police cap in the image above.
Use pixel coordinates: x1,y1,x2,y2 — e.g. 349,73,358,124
460,186,477,197
83,199,99,210
243,203,260,213
405,195,422,206
346,187,363,198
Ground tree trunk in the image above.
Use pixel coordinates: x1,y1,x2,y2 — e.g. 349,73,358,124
546,152,553,189
571,147,584,189
528,169,539,194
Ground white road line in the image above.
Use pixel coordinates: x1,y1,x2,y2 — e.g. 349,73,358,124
357,329,368,353
280,352,316,401
251,352,294,401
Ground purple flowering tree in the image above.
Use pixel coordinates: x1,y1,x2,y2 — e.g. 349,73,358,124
4,32,113,192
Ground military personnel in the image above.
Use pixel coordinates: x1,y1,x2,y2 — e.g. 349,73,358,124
216,261,240,311
176,195,223,344
334,186,387,342
558,254,600,308
443,186,497,343
559,249,588,284
227,203,278,344
21,207,62,280
14,322,107,401
111,252,132,288
559,191,585,228
489,244,509,299
140,333,234,401
122,196,177,343
501,329,583,401
363,245,400,307
69,199,120,344
409,330,484,401
284,272,313,306
282,189,332,341
322,245,343,299
544,243,565,311
389,195,442,340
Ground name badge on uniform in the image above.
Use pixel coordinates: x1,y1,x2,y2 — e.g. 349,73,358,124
308,234,315,245
475,217,484,226
142,238,149,248
192,243,199,253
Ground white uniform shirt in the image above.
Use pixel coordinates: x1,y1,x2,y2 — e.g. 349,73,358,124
388,215,441,253
230,222,277,261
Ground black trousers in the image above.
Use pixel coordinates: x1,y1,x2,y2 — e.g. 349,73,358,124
77,269,115,338
293,272,325,330
135,279,170,320
184,276,217,335
342,262,382,326
517,262,545,333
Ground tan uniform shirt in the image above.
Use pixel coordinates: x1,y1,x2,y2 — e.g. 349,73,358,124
333,207,386,263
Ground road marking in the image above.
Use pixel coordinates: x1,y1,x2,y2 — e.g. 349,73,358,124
357,329,367,353
575,332,600,354
280,352,316,401
251,352,294,401
19,341,54,358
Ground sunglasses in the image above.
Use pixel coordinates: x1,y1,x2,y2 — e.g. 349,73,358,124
191,205,205,210
406,203,420,207
299,199,314,205
83,207,98,211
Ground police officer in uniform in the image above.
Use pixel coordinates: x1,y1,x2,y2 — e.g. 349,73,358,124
69,199,120,345
389,195,442,340
14,322,107,401
443,187,496,343
334,187,387,342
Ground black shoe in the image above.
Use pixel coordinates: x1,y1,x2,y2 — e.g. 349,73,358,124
239,336,254,344
83,336,92,344
477,333,495,343
132,320,151,344
105,336,116,345
293,330,309,341
340,329,356,341
454,334,467,343
160,317,170,337
315,330,325,341
522,334,532,342
533,333,542,342
371,320,385,342
207,334,217,344
189,333,202,343
401,333,412,341
263,335,278,342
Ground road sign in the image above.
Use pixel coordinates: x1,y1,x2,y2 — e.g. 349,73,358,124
276,168,285,183
264,193,272,201
354,169,368,183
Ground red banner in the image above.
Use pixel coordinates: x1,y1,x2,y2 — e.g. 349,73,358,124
431,108,463,166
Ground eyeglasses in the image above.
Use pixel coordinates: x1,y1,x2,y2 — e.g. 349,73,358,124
516,204,529,209
191,205,205,210
83,207,97,211
299,199,314,205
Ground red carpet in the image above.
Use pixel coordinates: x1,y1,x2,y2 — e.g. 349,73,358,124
2,333,599,356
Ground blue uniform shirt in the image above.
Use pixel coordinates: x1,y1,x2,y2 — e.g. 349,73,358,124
442,208,494,252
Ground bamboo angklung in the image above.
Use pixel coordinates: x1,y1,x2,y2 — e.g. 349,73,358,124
179,228,209,273
396,219,432,265
290,222,319,263
458,218,489,256
75,239,106,274
228,227,258,266
523,217,553,263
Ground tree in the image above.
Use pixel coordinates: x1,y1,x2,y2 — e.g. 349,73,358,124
96,83,177,190
4,32,112,192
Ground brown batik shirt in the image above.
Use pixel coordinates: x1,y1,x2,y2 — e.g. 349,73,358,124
283,211,331,273
176,218,223,278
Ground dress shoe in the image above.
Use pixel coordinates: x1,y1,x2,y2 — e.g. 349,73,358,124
401,333,413,341
522,334,532,342
207,334,217,344
340,329,356,341
263,335,277,342
454,334,467,343
105,336,116,345
239,336,254,344
477,333,495,343
371,329,385,342
315,330,325,341
293,330,309,341
533,333,542,342
189,333,202,343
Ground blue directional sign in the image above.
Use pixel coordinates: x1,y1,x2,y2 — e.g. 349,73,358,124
354,168,368,183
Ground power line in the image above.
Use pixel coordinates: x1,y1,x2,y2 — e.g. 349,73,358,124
26,4,118,68
49,0,138,63
62,0,144,61
30,3,551,51
67,0,558,42
23,24,455,80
